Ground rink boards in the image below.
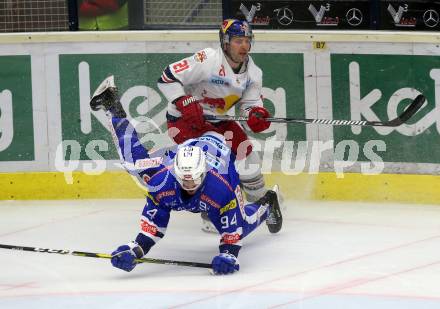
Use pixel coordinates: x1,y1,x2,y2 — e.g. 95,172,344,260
0,30,440,203
1,171,439,204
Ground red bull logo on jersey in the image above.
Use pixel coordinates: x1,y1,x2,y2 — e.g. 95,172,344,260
194,51,207,63
203,95,240,114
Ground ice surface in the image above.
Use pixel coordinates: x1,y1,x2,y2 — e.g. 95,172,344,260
1,199,440,308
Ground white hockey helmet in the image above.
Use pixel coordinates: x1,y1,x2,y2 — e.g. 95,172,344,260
173,146,207,191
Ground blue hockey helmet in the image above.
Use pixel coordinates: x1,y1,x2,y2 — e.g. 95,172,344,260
219,19,253,50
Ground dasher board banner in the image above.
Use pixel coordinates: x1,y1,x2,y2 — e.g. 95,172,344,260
231,0,371,29
379,1,440,30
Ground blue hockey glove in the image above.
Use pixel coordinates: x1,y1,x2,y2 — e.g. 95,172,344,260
111,242,144,272
211,253,240,275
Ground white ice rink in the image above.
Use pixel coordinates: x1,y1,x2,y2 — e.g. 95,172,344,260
1,198,440,309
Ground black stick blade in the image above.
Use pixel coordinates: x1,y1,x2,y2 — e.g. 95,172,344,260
383,94,426,127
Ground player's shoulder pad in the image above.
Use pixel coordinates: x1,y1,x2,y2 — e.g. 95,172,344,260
206,169,234,193
202,174,234,206
247,55,263,82
192,47,215,64
147,165,173,187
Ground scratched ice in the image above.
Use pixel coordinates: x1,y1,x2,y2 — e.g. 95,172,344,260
1,199,440,309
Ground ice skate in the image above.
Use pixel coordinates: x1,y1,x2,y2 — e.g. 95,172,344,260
260,185,283,234
90,75,126,118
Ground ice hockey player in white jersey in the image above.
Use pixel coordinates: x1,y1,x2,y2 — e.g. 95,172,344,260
157,19,271,205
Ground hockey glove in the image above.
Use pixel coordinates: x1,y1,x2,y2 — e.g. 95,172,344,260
111,242,144,272
174,95,205,130
247,106,270,133
211,253,240,275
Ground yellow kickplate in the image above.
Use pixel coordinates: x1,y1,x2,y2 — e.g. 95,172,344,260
1,171,439,204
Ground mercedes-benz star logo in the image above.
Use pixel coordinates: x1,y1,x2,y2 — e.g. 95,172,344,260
274,7,294,26
346,8,363,27
423,9,439,28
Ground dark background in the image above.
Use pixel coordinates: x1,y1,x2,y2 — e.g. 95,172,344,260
1,0,439,32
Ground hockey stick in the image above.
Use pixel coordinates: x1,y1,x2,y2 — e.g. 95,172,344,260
0,243,212,269
205,94,426,127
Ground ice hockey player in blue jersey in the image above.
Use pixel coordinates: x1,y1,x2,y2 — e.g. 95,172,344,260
90,76,282,275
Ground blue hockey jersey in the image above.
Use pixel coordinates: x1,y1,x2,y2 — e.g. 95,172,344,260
111,117,269,257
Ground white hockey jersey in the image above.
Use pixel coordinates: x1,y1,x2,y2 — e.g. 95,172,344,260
157,47,263,120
